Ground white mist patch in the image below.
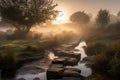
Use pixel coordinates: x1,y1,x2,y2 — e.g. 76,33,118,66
48,52,58,60
74,41,87,60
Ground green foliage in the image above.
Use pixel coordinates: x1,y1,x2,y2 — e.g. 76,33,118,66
90,41,120,80
96,9,110,28
91,52,111,74
108,21,120,31
108,41,120,80
0,0,58,33
70,11,90,25
0,46,18,78
0,46,18,68
109,54,120,79
117,11,120,16
85,74,107,80
86,42,107,56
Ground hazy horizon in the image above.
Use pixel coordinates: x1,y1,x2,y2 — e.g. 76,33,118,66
54,0,120,22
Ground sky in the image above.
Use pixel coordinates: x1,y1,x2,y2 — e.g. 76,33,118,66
54,0,120,22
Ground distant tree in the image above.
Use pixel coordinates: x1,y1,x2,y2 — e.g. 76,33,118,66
70,11,90,25
96,9,110,28
117,11,120,17
0,0,58,35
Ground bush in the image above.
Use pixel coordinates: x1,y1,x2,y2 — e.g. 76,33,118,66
86,42,107,56
109,54,120,80
0,47,18,78
85,74,108,80
90,41,120,80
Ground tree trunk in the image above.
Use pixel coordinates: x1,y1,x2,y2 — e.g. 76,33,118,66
8,25,31,40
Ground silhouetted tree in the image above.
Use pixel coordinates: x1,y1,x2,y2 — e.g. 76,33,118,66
70,11,90,25
117,11,120,17
0,0,58,35
96,9,110,28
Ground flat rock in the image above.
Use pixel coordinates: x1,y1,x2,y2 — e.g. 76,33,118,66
52,57,79,66
62,77,80,80
47,66,64,79
63,68,80,77
53,51,81,60
52,57,68,64
17,78,26,80
49,64,63,68
33,77,40,80
64,58,79,66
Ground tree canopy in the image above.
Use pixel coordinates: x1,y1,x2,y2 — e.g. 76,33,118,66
0,0,58,33
96,9,110,28
70,11,90,25
117,11,120,17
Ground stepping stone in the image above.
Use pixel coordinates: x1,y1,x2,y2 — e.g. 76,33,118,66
62,77,80,80
63,68,80,77
47,66,64,79
33,77,40,80
64,58,79,66
52,57,68,64
17,78,26,80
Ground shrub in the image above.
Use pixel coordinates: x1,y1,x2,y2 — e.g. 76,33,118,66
90,41,120,80
0,47,18,78
86,42,107,56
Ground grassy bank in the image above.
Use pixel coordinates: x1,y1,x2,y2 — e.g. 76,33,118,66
0,38,61,79
81,27,120,80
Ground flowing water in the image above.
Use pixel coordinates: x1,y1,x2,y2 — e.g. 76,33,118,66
15,41,92,80
67,41,92,77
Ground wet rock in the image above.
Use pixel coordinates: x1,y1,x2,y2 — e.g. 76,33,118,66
85,62,93,67
53,50,81,60
52,57,68,64
64,58,79,66
50,77,82,80
49,64,63,68
17,78,26,80
52,57,79,66
33,77,40,80
47,65,64,80
62,77,80,80
50,79,62,80
63,68,80,77
82,56,94,62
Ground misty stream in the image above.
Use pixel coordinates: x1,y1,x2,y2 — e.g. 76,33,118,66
15,41,92,80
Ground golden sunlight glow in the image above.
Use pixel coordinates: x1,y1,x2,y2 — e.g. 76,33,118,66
53,12,68,24
31,24,80,37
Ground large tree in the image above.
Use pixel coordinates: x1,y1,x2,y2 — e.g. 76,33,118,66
0,0,58,34
96,9,110,28
70,11,90,25
117,11,120,17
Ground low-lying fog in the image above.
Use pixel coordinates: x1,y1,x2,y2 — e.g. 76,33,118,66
0,23,82,39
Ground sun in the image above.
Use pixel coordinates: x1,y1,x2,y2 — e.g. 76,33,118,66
53,12,68,24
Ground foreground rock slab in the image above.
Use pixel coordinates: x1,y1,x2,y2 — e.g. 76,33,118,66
47,64,64,80
52,57,79,66
63,68,80,77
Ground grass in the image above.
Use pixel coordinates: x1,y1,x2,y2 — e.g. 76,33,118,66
0,38,61,79
82,27,120,45
86,41,120,80
83,27,120,80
